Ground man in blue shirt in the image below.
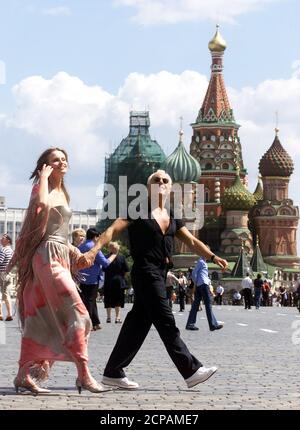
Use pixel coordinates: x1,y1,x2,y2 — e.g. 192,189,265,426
79,228,117,331
186,257,223,331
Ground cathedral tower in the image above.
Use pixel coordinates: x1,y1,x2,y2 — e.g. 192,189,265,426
253,129,300,269
190,26,246,251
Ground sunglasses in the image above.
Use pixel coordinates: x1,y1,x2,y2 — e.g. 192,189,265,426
153,176,169,184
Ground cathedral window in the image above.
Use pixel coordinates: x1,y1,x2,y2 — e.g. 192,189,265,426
205,188,210,203
205,163,213,170
223,163,229,170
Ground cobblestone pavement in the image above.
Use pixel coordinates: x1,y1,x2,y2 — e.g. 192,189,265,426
0,302,299,410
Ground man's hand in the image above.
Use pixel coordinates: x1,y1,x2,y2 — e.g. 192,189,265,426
77,251,96,270
214,256,228,272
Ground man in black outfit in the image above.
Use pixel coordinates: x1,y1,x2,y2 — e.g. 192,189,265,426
81,170,228,389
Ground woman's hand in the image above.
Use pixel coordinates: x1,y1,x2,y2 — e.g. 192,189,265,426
38,164,53,180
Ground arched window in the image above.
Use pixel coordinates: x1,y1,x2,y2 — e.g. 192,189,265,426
222,163,229,170
205,163,213,170
210,135,216,142
205,188,210,203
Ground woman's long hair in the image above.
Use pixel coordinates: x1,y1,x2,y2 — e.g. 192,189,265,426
30,147,70,203
8,147,70,324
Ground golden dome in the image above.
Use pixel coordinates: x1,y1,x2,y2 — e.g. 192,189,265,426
208,25,227,52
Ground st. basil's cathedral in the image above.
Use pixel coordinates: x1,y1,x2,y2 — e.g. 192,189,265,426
99,27,300,291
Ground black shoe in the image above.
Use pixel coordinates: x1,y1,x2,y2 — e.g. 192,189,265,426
210,324,223,331
186,326,199,331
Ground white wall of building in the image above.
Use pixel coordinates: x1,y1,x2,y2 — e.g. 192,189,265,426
0,206,97,249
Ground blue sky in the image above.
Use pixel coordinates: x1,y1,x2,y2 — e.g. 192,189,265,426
0,0,298,94
0,0,299,213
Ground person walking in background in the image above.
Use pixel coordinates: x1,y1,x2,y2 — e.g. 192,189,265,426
242,272,253,310
215,284,224,305
254,273,263,309
72,228,86,247
166,270,179,309
127,286,135,304
103,242,129,324
177,272,187,312
9,148,104,395
279,285,288,307
186,257,223,332
262,279,271,306
81,170,228,390
186,267,195,305
79,228,118,331
0,234,14,322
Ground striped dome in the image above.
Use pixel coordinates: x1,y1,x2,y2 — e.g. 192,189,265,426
164,130,201,183
259,133,294,178
222,172,256,211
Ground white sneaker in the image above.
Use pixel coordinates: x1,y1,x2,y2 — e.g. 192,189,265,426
185,366,218,388
102,376,139,390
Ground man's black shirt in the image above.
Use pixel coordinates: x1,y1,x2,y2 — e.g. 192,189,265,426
127,210,184,275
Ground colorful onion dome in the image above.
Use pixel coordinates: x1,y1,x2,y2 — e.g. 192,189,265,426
164,130,201,183
222,171,256,211
208,25,227,52
259,130,294,177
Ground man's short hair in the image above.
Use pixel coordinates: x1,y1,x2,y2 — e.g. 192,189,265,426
86,228,100,241
147,170,172,185
246,272,250,276
2,234,12,244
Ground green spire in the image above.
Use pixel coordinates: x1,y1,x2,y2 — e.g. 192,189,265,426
231,244,253,278
253,175,263,202
250,240,268,273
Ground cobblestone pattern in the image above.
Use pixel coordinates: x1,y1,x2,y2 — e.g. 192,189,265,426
0,303,299,410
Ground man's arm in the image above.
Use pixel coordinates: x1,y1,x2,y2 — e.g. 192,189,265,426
96,250,118,268
176,226,228,271
170,273,179,284
77,219,129,269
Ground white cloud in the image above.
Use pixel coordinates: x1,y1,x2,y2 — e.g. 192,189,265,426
42,6,71,17
292,60,300,79
8,72,115,168
114,0,279,25
1,62,300,212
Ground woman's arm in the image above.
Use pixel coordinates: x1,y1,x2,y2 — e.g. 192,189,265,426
176,226,228,271
36,164,53,208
